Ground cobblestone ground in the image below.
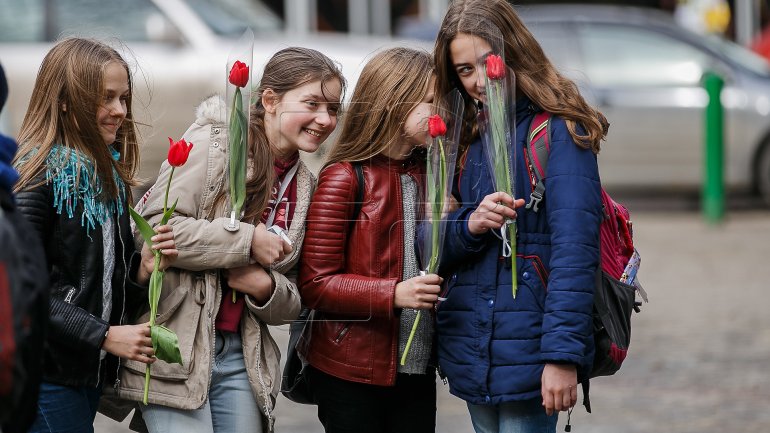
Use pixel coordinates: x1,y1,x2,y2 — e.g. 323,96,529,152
95,210,770,432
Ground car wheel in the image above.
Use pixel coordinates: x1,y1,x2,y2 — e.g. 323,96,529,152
757,141,770,207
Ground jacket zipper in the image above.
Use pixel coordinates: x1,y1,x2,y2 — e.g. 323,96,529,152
64,287,76,303
334,323,351,344
114,222,128,390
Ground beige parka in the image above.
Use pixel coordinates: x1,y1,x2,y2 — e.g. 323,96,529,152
113,96,313,431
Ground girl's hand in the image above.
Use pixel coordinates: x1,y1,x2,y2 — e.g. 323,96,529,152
250,223,292,267
225,264,274,305
541,363,578,416
138,225,178,284
467,192,525,235
102,323,156,365
394,274,443,309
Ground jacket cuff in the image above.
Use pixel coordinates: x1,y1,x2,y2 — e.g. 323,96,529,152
457,207,487,251
244,269,301,326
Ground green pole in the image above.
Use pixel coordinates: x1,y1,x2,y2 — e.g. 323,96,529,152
703,72,724,223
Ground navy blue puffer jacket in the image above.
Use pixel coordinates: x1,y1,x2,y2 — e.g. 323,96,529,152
437,99,602,405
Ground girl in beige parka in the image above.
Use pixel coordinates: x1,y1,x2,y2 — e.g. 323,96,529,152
114,47,345,433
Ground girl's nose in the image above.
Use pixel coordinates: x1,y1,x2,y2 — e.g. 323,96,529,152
315,110,332,128
475,71,485,92
112,99,127,118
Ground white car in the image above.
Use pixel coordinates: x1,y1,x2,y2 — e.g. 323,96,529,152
0,0,427,182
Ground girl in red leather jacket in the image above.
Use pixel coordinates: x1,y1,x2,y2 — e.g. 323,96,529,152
299,47,442,433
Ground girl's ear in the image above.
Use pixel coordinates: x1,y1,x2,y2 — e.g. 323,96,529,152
262,89,278,114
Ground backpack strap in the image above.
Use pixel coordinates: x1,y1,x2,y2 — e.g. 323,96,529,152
524,112,552,213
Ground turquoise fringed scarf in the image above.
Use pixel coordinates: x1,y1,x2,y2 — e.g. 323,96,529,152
44,145,126,234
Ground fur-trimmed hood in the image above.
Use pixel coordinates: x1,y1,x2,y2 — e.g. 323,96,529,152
195,94,226,125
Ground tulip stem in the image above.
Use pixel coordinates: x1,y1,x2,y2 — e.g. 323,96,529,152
163,168,175,219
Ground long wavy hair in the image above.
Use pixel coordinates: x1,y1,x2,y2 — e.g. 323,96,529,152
434,0,608,160
215,47,346,224
324,47,434,167
13,37,139,201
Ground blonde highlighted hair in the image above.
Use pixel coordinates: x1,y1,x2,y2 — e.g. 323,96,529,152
14,37,139,200
324,47,434,167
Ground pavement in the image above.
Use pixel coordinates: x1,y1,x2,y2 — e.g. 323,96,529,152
95,207,770,433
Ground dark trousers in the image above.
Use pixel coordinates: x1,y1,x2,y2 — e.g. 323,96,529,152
308,366,437,433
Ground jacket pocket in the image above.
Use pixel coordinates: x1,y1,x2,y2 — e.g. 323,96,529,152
123,271,203,380
518,255,548,312
333,322,351,344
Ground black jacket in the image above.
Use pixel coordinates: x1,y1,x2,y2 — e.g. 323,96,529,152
15,174,147,388
0,188,49,433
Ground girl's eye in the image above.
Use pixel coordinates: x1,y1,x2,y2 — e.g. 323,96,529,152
305,100,318,108
328,105,340,115
456,66,473,76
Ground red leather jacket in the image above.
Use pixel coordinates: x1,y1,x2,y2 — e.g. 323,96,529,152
299,156,421,386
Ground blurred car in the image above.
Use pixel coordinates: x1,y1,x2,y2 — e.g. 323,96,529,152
515,4,770,204
0,0,427,182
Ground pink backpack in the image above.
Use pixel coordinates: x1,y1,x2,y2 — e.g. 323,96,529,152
523,112,647,384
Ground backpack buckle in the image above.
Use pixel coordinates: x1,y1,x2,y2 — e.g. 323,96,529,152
526,190,543,212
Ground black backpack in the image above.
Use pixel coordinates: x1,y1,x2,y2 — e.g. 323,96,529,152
0,189,49,433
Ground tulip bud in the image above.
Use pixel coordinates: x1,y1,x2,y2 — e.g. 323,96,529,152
428,115,447,138
228,60,249,88
485,54,506,80
167,137,193,167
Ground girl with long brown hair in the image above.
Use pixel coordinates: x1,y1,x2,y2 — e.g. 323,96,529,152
299,47,442,433
433,1,607,432
115,47,345,433
12,37,177,433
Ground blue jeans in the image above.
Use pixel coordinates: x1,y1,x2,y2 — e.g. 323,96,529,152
28,382,102,433
467,398,558,433
142,331,263,433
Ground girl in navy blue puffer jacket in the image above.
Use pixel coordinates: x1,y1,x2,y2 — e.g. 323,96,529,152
433,1,610,432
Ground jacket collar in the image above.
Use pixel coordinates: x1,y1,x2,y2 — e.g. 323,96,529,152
370,153,420,174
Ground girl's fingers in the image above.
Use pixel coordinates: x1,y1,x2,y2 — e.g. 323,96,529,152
542,392,554,416
562,388,573,411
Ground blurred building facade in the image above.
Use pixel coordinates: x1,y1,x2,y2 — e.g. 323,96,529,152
259,0,766,48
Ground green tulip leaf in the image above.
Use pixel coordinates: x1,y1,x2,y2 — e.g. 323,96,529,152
161,197,178,226
129,207,155,249
151,325,183,365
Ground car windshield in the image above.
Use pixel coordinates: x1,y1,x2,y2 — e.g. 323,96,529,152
185,0,282,36
705,34,770,77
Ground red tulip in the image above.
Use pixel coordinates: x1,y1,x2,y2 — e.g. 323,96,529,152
428,115,447,138
228,60,249,88
485,54,506,80
167,137,193,167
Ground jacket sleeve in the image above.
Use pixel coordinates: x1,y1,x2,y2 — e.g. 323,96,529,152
15,180,110,355
438,160,493,273
138,122,254,272
14,176,52,246
244,266,302,326
438,205,489,274
540,118,602,365
299,163,397,319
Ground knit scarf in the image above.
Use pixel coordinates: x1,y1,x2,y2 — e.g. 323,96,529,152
44,144,126,234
